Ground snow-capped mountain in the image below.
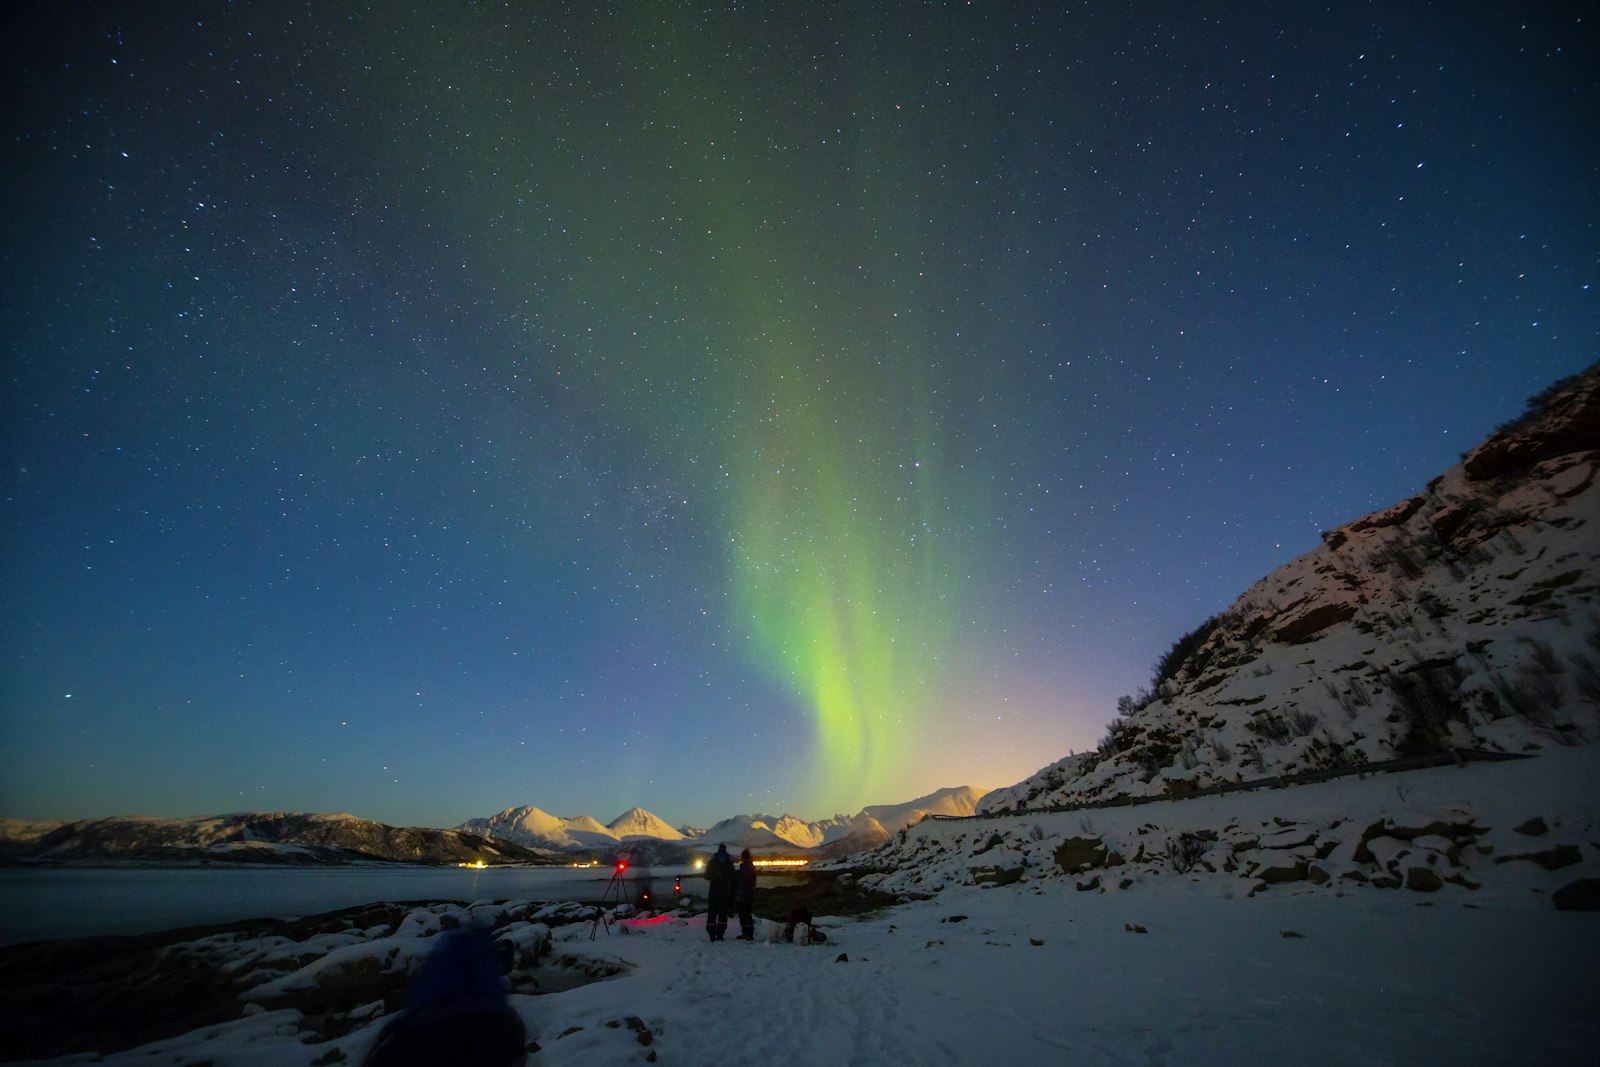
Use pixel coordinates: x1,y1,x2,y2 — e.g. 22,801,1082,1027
695,816,798,854
984,362,1600,813
457,806,632,851
607,807,686,840
863,785,988,834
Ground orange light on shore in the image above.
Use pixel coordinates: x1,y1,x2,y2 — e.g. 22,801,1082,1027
753,858,808,868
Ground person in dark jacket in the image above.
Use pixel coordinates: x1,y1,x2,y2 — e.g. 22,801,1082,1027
704,844,734,942
734,848,758,940
364,927,526,1066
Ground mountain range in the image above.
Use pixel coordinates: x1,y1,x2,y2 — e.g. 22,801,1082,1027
0,812,554,867
454,785,988,859
0,786,989,867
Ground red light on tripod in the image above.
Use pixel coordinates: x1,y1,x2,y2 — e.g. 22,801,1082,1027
616,860,627,872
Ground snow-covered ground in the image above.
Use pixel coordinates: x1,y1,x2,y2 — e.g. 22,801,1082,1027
17,880,1593,1066
11,748,1596,1066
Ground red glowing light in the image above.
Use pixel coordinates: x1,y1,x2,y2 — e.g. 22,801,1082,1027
624,913,676,927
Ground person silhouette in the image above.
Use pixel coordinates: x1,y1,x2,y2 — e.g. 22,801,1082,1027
735,848,757,940
364,927,526,1066
704,843,734,942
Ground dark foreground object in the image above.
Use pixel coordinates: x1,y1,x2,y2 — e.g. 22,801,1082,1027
365,929,526,1067
0,900,465,1063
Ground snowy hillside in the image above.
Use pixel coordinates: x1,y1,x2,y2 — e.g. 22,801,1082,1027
857,744,1600,908
985,363,1600,813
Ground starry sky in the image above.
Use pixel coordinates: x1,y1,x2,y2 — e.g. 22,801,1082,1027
3,2,1596,830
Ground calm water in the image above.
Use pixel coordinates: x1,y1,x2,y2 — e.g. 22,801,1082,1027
0,865,701,945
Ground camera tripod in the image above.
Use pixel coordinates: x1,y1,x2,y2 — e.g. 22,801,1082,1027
589,861,629,940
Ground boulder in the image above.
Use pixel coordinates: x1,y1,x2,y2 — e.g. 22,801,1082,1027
1405,867,1443,892
1551,878,1600,912
1257,859,1310,885
1052,837,1124,874
1494,845,1582,871
969,865,1025,886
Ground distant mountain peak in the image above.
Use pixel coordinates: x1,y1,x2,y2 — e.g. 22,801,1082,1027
606,808,684,840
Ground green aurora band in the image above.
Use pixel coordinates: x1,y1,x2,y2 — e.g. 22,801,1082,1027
615,11,979,803
375,7,988,806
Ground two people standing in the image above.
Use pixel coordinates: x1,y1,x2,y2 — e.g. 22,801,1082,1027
704,844,757,942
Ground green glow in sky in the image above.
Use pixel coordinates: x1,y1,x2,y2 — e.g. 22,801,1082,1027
725,350,961,804
599,10,974,806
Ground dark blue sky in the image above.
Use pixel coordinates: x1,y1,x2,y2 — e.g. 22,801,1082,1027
3,2,1595,829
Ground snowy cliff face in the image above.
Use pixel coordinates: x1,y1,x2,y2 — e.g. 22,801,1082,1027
984,364,1600,813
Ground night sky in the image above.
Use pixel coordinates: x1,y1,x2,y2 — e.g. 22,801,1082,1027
3,3,1596,830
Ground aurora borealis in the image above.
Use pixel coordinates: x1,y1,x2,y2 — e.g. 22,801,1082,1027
3,3,1596,828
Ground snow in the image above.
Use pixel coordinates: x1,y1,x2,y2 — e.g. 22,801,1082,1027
459,807,624,850
10,748,1597,1066
17,882,1593,1065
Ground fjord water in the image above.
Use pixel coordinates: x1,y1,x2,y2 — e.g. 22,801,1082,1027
0,865,690,944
